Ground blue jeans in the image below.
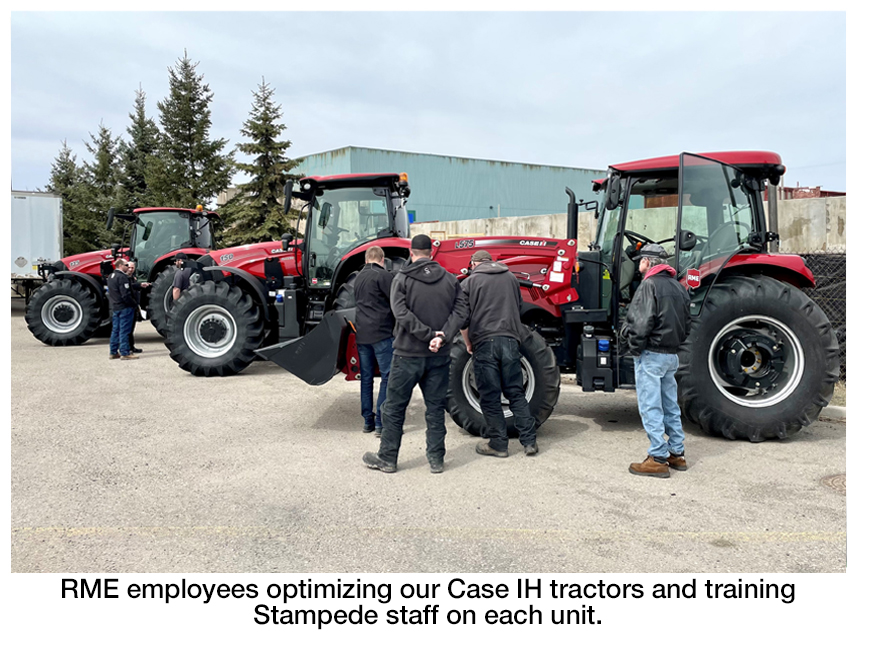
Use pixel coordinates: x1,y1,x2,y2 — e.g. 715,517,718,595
634,350,686,459
378,354,450,465
358,337,394,429
110,306,136,356
473,336,537,451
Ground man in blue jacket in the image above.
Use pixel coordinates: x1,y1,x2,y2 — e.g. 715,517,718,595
363,234,468,474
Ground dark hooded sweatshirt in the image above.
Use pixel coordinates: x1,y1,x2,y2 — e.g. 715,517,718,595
389,257,468,357
460,261,527,347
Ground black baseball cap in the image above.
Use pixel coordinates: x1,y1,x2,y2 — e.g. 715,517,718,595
637,243,668,260
411,234,432,250
174,252,189,261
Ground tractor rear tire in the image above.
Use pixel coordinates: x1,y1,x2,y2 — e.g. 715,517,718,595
676,275,839,441
447,329,560,437
166,281,264,377
25,277,102,346
147,268,177,337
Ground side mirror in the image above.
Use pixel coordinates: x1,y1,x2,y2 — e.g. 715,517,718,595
142,222,153,241
106,208,116,230
605,179,622,211
319,203,332,229
678,230,697,251
110,242,121,258
283,180,294,214
281,233,292,251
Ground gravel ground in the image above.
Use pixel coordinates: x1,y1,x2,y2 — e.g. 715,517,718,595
10,299,846,573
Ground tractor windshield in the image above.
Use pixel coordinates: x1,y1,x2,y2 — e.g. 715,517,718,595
306,187,391,289
130,211,210,280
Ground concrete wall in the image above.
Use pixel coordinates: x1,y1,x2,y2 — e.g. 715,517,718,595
412,197,847,254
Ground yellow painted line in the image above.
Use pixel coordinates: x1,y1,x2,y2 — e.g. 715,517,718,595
12,526,846,543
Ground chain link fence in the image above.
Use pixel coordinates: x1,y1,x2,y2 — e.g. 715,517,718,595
790,246,846,381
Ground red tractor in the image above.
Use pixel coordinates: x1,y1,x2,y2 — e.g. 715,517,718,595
171,153,840,442
165,173,413,376
25,206,216,346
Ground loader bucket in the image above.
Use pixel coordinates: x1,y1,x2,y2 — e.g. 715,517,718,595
255,308,355,385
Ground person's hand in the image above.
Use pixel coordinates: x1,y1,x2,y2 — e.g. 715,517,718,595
466,343,473,355
429,335,444,353
141,282,151,288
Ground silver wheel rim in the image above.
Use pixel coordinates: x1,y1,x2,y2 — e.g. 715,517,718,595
462,356,535,418
183,305,237,358
707,314,805,408
41,295,83,334
163,286,174,315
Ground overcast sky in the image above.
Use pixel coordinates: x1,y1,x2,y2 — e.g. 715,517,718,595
11,11,846,194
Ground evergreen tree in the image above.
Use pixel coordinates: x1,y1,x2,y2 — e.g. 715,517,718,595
46,141,104,256
82,121,125,243
221,78,301,246
117,85,159,210
146,51,235,208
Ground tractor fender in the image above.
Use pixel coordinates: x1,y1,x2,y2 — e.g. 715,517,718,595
203,266,271,318
52,270,105,300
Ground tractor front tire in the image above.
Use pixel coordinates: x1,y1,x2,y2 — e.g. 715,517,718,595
447,330,560,437
147,267,177,337
166,281,264,377
25,277,102,346
676,275,839,441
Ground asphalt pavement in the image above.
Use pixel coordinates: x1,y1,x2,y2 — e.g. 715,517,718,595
10,298,846,573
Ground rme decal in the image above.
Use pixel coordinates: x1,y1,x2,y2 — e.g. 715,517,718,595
220,253,235,262
685,269,701,289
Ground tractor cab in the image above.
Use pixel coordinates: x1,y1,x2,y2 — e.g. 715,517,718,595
285,173,411,293
107,206,217,281
583,152,784,322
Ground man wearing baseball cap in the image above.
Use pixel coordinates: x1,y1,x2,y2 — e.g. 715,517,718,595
460,249,538,457
171,252,192,303
363,233,468,474
623,243,692,478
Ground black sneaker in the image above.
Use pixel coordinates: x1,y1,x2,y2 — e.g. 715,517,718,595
476,442,508,458
362,423,375,434
524,443,539,456
429,460,444,474
375,426,383,436
131,347,143,354
363,452,396,473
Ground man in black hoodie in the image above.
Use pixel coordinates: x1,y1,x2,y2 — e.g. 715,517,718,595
461,250,538,457
353,246,396,435
363,234,468,474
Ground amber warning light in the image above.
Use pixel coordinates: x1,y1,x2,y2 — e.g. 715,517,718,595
399,173,408,183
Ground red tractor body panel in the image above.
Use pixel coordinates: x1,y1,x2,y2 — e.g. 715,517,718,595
341,237,412,262
685,252,815,289
204,240,304,279
61,249,116,277
431,236,579,318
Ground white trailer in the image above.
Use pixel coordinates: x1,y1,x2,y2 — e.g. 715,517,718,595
11,190,63,301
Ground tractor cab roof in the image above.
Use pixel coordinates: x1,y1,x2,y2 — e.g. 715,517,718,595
133,207,219,218
592,151,785,191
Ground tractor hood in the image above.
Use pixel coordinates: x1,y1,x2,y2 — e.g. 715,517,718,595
199,240,303,280
60,248,119,277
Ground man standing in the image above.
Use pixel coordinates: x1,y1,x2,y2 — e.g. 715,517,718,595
107,258,138,360
461,250,538,458
171,252,192,303
126,260,149,354
623,243,691,478
353,246,395,435
363,234,467,474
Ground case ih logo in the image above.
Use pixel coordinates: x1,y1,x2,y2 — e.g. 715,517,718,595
686,269,701,289
519,240,547,247
220,253,235,262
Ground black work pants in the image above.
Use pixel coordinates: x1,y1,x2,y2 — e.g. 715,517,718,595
473,336,537,451
378,354,450,465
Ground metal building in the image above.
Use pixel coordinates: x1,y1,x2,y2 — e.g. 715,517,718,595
295,147,606,223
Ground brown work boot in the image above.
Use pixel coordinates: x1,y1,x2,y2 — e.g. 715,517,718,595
629,455,670,478
667,452,687,471
109,353,120,360
476,442,508,458
120,354,139,360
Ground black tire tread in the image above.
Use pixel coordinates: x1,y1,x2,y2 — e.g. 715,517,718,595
25,278,102,346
